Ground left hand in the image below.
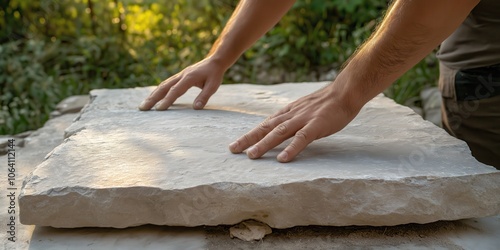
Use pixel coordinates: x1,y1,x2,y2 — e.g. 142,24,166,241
228,84,362,162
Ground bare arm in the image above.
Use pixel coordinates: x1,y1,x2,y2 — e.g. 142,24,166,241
208,0,296,69
139,0,296,111
230,0,480,162
342,0,479,107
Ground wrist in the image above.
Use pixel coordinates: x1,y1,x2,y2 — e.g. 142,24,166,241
205,53,236,72
204,54,234,72
327,71,369,115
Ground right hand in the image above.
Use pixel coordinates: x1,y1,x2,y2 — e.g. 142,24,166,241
139,57,227,111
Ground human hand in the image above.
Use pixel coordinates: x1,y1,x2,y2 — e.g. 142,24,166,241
228,84,362,162
139,58,227,111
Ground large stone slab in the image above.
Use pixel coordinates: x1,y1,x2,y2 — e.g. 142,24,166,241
6,108,500,249
19,82,500,228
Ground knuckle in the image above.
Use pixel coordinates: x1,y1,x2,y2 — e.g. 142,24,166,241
159,74,178,87
183,73,195,82
169,86,181,95
287,141,300,152
258,120,272,131
275,123,288,136
158,80,168,87
295,130,308,142
242,133,254,145
282,103,293,113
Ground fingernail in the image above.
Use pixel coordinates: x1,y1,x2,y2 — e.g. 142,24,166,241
247,146,257,159
229,141,239,152
195,101,203,109
277,151,288,162
139,100,147,109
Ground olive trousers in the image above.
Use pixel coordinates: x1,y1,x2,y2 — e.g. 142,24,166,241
439,62,500,169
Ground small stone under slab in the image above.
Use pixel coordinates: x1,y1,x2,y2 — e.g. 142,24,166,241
229,220,272,241
19,82,500,228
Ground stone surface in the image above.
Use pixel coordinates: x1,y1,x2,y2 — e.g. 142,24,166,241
421,87,442,126
2,93,500,249
1,132,30,156
0,136,9,155
1,113,79,250
54,95,90,116
56,95,90,113
19,82,500,229
15,130,34,139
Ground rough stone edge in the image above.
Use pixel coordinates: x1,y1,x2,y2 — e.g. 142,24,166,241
19,172,500,228
63,91,97,139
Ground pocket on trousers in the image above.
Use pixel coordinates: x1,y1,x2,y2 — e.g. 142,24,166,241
438,62,457,99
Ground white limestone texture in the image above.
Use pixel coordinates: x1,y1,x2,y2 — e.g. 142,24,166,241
19,82,500,228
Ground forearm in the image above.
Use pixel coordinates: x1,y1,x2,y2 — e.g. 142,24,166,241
334,0,479,109
207,0,296,70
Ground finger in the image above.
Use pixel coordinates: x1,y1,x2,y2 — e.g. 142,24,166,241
268,103,292,120
193,78,221,110
229,114,290,154
277,123,318,163
139,76,180,111
155,77,194,110
229,103,297,154
246,120,302,159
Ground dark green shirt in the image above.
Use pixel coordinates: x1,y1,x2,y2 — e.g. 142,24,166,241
437,0,500,70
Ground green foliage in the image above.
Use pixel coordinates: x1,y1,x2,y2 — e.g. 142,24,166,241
253,0,385,67
0,37,156,134
386,53,439,105
1,0,229,134
1,0,438,135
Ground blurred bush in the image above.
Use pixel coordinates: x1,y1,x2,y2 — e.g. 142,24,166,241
1,0,438,135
